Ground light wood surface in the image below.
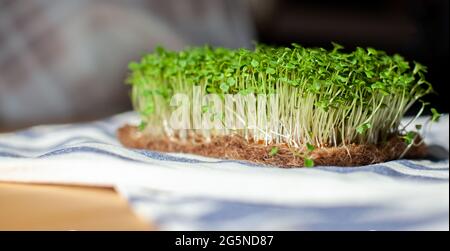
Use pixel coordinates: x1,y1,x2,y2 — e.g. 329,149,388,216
0,182,152,230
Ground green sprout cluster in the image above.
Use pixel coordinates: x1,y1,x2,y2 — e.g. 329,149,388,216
126,43,433,149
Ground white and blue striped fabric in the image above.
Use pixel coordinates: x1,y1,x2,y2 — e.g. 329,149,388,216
0,112,448,230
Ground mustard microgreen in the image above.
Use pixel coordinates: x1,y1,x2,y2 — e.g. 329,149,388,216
304,158,314,167
269,146,279,157
127,43,436,160
402,131,417,145
431,108,441,122
138,121,147,131
306,143,315,152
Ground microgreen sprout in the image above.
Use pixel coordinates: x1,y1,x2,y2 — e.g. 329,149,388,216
431,108,441,122
269,146,279,157
306,143,315,152
126,43,435,162
304,158,315,168
399,108,440,159
402,131,417,145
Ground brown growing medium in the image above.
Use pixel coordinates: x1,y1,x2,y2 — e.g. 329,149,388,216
117,125,428,167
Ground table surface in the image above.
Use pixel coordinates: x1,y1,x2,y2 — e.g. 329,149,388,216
0,182,152,230
0,126,152,230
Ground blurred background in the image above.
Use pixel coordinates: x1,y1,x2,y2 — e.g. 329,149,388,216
0,0,448,131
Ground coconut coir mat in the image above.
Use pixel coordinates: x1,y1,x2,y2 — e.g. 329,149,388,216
118,125,427,167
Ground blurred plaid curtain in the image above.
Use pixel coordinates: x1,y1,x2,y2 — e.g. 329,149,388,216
0,0,254,128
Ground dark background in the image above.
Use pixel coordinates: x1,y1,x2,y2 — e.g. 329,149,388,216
253,0,449,115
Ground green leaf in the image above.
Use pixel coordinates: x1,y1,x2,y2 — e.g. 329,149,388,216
180,61,187,67
311,82,321,92
331,42,343,52
356,123,372,134
402,131,416,145
220,82,229,92
128,62,140,71
138,121,147,131
155,45,165,55
306,143,315,152
266,68,276,75
304,158,314,167
367,47,378,56
371,82,385,90
431,108,441,122
413,61,427,75
269,146,279,157
227,77,236,86
251,59,259,68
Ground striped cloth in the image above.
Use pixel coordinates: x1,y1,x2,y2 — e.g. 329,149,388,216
0,112,448,230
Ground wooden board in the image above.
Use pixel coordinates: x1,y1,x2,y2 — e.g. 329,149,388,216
0,182,152,230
